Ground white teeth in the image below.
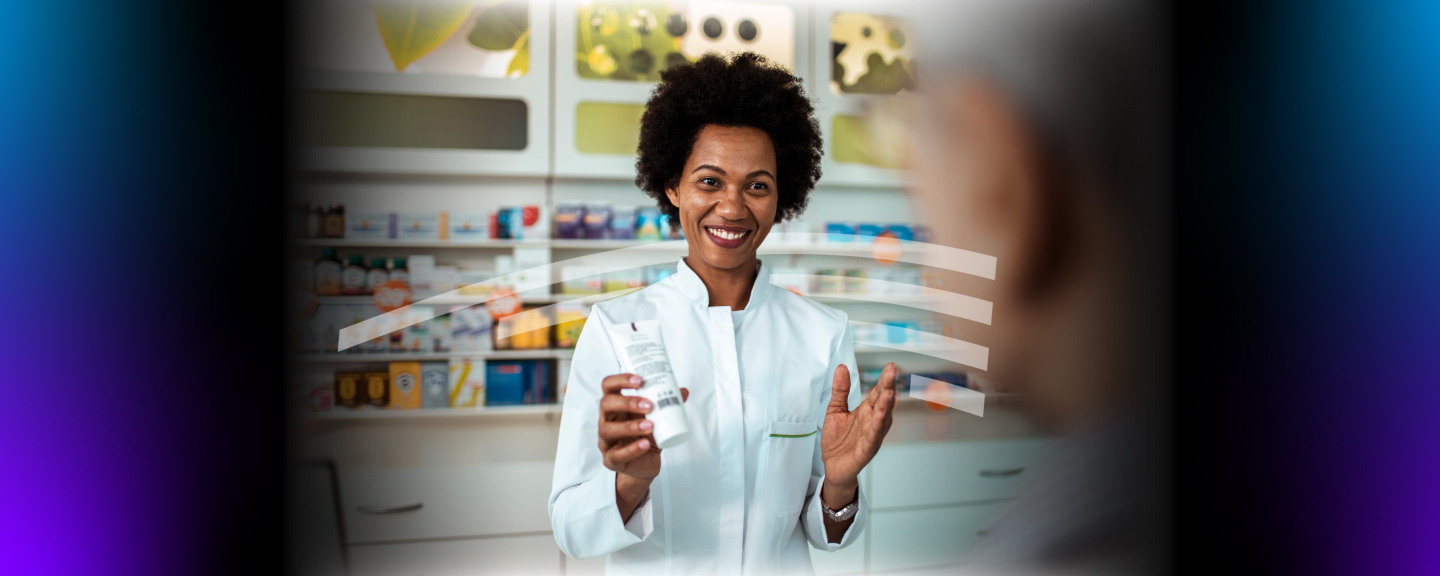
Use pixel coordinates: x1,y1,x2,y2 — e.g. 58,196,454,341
708,227,746,241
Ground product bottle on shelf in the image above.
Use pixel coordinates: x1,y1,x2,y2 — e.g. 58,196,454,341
366,257,389,294
305,203,322,238
323,204,346,238
389,257,409,286
314,248,342,296
342,254,368,295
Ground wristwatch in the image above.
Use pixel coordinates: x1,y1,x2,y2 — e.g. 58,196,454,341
821,495,859,522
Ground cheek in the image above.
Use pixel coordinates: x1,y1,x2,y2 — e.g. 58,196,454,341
751,195,778,225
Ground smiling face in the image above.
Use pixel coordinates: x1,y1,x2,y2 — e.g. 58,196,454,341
665,124,779,274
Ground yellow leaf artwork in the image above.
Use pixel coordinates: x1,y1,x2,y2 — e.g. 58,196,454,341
373,1,474,71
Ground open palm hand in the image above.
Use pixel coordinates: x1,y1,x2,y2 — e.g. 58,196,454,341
821,363,898,486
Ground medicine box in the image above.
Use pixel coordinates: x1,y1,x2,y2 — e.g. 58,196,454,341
348,212,392,240
561,266,604,295
388,362,422,409
362,371,389,408
826,222,856,242
485,360,551,406
397,212,440,241
335,372,363,408
420,361,450,409
448,212,490,241
603,267,645,293
450,306,494,353
448,357,486,408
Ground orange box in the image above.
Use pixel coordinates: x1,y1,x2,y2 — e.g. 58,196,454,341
388,362,423,409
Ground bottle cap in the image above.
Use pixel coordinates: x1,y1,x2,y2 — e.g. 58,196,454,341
370,258,387,269
320,248,337,259
348,254,365,265
393,258,407,269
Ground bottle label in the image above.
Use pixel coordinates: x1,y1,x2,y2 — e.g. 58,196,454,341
342,267,366,293
315,262,341,295
366,269,388,292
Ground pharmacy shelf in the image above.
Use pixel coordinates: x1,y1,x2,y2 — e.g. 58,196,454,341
294,350,575,363
293,238,920,257
292,238,547,249
294,345,938,363
315,292,638,306
316,404,560,421
315,291,938,307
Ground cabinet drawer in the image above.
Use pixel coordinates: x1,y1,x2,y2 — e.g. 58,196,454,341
349,534,560,576
340,461,554,544
869,439,1049,509
808,525,867,575
868,503,1004,572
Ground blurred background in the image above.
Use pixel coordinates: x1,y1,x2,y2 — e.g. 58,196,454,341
4,0,1439,575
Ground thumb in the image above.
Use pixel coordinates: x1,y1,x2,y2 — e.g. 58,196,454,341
829,364,852,413
680,388,690,403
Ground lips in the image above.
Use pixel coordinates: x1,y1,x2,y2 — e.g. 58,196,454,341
704,225,751,249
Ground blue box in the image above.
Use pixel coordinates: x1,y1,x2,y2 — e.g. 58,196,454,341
486,361,526,405
610,205,637,240
884,321,919,344
826,222,856,242
485,360,552,406
856,223,884,239
884,224,914,241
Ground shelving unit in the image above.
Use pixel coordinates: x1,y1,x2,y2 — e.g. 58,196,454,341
295,350,575,363
316,404,561,421
311,394,1016,424
315,291,941,307
295,344,947,364
294,237,926,256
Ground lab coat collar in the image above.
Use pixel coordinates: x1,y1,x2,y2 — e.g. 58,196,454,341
673,258,772,310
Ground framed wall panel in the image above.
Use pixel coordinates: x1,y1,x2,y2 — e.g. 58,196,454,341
810,0,924,188
297,0,553,176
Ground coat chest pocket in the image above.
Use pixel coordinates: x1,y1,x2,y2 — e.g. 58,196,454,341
766,420,818,517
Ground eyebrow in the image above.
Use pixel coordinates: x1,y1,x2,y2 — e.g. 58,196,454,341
691,164,776,180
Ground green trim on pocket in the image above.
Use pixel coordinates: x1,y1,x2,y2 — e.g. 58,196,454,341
769,430,818,438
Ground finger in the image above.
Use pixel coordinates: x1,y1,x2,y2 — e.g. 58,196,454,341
603,437,652,469
599,418,654,440
829,364,852,413
864,388,894,448
601,374,644,395
880,363,899,391
680,388,690,403
600,394,653,419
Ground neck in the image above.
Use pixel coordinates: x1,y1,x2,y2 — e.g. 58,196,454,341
685,256,759,310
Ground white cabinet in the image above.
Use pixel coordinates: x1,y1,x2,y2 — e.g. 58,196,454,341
349,534,561,576
868,503,1004,572
869,438,1050,508
340,461,555,544
819,438,1050,574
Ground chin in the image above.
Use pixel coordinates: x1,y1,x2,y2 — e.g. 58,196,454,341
690,245,758,271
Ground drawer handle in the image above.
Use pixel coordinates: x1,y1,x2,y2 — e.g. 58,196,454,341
978,467,1024,478
357,503,424,514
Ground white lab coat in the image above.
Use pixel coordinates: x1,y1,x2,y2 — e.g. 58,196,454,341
549,259,867,575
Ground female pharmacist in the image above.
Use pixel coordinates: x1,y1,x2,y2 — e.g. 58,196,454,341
549,53,899,575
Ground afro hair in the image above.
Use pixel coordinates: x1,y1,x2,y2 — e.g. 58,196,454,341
634,52,823,226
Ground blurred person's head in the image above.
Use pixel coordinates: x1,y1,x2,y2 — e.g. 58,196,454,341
909,0,1167,432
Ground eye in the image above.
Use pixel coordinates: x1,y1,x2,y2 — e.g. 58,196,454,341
747,182,770,193
699,177,719,187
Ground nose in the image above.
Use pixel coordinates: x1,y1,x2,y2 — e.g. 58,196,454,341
714,186,748,221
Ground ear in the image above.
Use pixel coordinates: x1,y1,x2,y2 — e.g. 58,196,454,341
954,79,1068,302
665,185,681,208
